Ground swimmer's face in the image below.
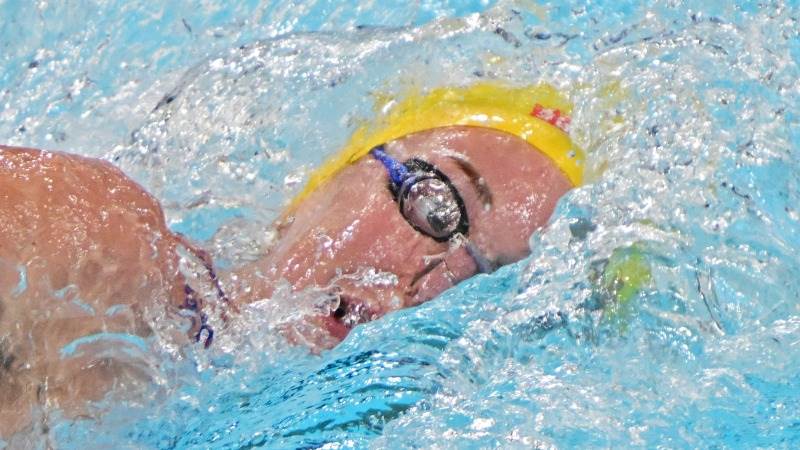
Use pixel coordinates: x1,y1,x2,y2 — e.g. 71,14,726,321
265,126,572,343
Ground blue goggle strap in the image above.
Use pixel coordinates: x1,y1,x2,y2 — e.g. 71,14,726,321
370,145,409,187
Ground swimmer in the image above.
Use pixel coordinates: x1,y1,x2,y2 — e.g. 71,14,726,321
0,83,582,436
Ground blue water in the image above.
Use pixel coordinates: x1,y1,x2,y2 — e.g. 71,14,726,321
2,0,800,448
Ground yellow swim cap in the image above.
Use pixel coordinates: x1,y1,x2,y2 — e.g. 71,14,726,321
289,82,583,210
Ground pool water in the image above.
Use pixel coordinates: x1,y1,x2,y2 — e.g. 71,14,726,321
2,0,800,448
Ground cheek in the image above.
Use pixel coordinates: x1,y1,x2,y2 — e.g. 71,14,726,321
288,197,439,287
479,216,535,264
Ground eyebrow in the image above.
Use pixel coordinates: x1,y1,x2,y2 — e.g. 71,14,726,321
447,155,493,209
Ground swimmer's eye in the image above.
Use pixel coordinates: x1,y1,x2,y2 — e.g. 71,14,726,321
399,176,463,240
370,146,469,242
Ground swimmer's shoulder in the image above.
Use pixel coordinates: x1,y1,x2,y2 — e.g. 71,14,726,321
0,145,168,227
0,144,126,180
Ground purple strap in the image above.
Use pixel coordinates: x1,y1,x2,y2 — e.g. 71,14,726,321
370,145,408,186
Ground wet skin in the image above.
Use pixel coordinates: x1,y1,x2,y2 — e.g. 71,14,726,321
0,125,571,435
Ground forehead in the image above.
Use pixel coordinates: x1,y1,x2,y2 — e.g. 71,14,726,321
379,126,556,182
385,125,511,157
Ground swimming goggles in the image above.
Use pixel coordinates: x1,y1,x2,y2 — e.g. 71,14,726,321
370,145,495,273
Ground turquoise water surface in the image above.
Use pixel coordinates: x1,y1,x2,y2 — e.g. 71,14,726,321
2,0,800,448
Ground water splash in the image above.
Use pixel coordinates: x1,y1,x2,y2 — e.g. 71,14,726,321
2,0,800,448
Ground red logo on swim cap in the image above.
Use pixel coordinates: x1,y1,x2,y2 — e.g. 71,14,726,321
531,104,571,132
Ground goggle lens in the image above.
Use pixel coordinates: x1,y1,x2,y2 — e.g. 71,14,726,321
400,177,462,239
370,145,496,273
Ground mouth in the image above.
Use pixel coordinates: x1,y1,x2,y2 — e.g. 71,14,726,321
321,294,377,341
